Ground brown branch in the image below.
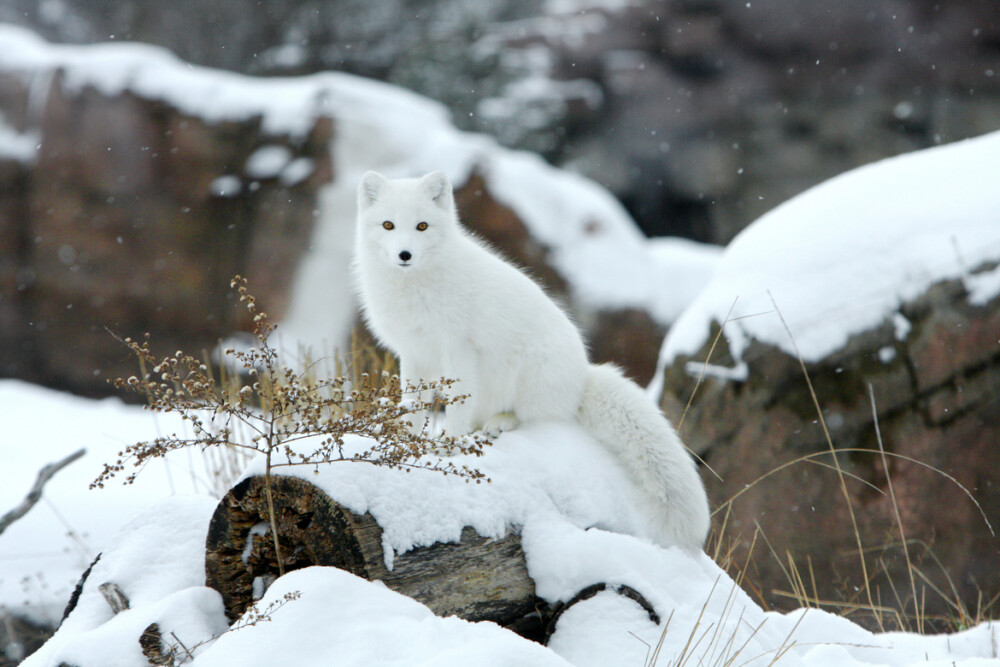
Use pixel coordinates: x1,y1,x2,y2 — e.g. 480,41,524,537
0,448,86,536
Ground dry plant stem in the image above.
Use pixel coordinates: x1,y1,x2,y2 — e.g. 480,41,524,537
766,290,882,631
868,382,922,633
97,274,491,602
763,610,805,667
263,451,285,577
0,448,86,536
678,297,739,434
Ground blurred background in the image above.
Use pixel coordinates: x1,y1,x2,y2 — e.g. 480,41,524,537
1,0,999,650
5,0,999,243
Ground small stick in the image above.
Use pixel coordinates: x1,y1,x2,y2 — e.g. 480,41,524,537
98,582,131,615
0,448,86,536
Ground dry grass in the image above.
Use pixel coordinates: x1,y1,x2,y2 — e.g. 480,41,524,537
680,293,997,638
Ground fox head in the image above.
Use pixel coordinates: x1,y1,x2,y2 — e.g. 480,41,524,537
356,171,456,271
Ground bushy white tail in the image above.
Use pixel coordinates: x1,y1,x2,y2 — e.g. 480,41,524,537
578,364,710,550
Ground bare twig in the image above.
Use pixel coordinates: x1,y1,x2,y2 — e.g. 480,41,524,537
0,448,86,536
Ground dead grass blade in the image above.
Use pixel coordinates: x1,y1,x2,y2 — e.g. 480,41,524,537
766,291,882,631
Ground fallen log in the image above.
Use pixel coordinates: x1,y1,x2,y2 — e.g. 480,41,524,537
205,475,539,627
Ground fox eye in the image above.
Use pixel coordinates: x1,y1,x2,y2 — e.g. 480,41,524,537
382,221,395,230
416,222,428,231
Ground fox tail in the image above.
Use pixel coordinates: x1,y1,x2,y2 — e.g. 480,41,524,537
578,363,710,550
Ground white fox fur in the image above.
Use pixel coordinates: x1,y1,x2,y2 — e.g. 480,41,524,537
353,171,710,550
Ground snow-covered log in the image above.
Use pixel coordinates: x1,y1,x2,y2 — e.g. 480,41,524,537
205,475,538,628
544,583,660,643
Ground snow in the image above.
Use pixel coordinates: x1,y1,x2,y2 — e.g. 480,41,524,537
208,174,241,198
657,131,1000,384
5,381,1000,666
192,567,571,667
0,381,233,627
237,422,661,563
22,497,226,667
2,23,1000,667
244,144,293,180
0,112,38,163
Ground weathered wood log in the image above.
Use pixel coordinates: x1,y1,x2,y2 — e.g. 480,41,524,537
98,582,129,615
205,475,539,627
138,623,174,665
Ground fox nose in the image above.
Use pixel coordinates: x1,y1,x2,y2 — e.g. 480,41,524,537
399,250,412,262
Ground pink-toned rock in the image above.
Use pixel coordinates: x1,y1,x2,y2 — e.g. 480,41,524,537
0,75,332,395
658,276,1000,630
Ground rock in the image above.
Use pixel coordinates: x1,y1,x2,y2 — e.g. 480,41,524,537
0,611,54,666
7,0,1000,246
657,276,1000,629
0,70,331,397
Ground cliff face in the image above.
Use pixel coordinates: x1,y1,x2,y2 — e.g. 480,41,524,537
0,70,331,395
651,124,1000,626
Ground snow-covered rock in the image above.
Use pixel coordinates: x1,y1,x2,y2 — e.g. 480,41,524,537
654,130,1000,629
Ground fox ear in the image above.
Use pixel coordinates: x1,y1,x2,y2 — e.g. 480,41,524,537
422,171,453,209
358,171,387,209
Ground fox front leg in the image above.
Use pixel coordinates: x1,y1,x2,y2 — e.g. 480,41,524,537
442,347,480,436
399,357,436,435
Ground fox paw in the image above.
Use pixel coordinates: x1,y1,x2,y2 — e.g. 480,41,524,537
480,412,519,438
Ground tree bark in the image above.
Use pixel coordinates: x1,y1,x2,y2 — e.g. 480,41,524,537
204,475,539,627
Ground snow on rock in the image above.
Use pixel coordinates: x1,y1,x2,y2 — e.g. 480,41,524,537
657,130,1000,381
191,567,571,667
0,24,722,375
0,111,38,163
244,144,293,180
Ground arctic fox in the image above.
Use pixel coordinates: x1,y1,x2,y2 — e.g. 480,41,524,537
353,171,710,550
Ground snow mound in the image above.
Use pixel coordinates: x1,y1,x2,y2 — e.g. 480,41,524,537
657,130,1000,383
6,382,1000,666
23,497,225,667
191,567,571,667
239,422,667,562
0,381,225,626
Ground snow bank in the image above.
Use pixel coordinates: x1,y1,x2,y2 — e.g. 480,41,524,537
192,567,571,667
657,130,1000,383
22,497,226,667
6,381,1000,666
0,381,234,625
